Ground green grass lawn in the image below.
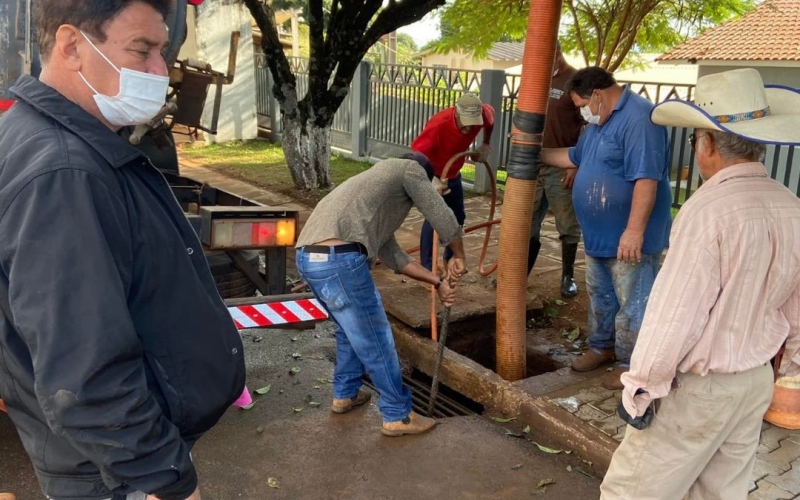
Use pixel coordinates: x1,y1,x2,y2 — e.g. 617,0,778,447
177,140,372,205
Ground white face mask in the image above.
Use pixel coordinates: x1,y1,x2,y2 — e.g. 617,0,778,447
580,94,602,125
78,31,170,127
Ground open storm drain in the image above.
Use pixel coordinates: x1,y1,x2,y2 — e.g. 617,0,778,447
363,370,482,419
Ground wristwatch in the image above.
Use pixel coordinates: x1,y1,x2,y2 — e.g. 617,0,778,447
434,276,446,290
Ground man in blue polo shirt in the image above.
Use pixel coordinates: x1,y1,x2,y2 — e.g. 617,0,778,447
542,67,672,389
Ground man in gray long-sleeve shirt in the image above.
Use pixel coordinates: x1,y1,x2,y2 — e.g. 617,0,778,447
296,152,466,436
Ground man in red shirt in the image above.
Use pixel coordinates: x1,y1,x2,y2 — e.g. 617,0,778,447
411,93,495,270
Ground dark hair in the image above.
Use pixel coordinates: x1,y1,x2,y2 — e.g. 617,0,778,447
400,152,435,180
37,0,172,61
565,67,617,99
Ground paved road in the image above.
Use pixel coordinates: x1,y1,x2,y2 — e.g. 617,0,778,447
1,322,601,499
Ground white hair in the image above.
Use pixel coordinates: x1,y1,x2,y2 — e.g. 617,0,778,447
704,130,766,162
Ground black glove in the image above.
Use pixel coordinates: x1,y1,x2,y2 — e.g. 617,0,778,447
617,399,654,430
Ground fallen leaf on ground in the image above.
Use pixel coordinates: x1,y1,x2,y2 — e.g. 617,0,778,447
253,336,263,343
289,367,301,375
538,479,555,488
523,425,531,434
267,477,280,488
582,460,593,467
292,407,303,413
313,385,322,389
566,465,573,472
534,443,562,454
291,352,303,359
291,337,299,342
240,402,256,410
544,307,559,318
511,464,522,470
566,328,580,342
309,402,321,407
555,299,567,306
532,487,547,497
316,378,332,384
491,416,516,423
573,466,593,478
505,430,524,438
254,385,271,395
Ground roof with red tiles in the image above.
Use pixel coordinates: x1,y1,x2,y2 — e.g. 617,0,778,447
657,0,800,63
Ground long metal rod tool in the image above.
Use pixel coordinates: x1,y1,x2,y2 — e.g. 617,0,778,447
426,305,451,417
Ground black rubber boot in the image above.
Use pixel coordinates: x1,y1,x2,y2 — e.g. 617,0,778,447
527,238,542,276
560,242,579,298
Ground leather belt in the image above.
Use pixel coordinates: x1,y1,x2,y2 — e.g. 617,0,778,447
303,243,367,255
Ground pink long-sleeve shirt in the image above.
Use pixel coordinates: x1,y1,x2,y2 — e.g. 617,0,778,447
622,162,800,417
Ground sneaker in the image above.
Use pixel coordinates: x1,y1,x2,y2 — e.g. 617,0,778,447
331,388,372,414
601,367,628,390
381,411,437,437
560,275,578,298
572,348,614,372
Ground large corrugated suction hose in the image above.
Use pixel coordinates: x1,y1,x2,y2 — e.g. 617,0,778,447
496,0,564,381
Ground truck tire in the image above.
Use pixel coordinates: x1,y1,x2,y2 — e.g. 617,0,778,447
205,250,260,299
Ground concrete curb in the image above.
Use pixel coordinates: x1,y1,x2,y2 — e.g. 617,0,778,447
391,319,619,475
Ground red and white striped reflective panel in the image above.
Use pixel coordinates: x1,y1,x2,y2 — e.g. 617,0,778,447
228,299,328,329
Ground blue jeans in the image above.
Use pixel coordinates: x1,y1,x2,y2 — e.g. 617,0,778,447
420,175,466,271
296,247,412,422
585,253,661,365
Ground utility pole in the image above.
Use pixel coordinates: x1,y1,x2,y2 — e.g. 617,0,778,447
388,31,397,65
290,9,300,59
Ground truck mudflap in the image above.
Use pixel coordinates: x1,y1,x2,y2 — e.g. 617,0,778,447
228,298,328,329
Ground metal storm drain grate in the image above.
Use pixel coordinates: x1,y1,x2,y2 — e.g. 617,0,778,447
362,371,479,418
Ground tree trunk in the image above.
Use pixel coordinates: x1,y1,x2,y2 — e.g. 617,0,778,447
282,115,333,191
244,0,444,191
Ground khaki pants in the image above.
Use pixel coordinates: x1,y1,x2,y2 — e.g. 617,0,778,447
600,364,774,500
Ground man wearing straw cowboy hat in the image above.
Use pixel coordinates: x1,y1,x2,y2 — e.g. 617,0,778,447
600,68,800,500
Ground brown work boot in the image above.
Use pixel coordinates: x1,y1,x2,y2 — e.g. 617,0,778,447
0,493,17,500
331,388,372,414
601,367,628,390
381,411,437,437
572,348,615,372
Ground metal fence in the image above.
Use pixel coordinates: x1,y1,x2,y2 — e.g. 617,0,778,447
253,56,800,208
367,65,480,148
254,54,271,117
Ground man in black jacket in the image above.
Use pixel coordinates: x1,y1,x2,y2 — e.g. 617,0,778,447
0,1,246,499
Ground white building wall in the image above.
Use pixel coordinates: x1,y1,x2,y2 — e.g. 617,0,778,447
194,0,257,143
697,64,800,87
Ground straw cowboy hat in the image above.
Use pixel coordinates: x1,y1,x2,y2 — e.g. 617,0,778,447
650,68,800,145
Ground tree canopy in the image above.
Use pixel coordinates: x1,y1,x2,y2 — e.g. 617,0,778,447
244,0,445,189
432,0,755,71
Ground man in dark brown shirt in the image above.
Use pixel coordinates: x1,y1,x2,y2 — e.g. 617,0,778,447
528,42,584,297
